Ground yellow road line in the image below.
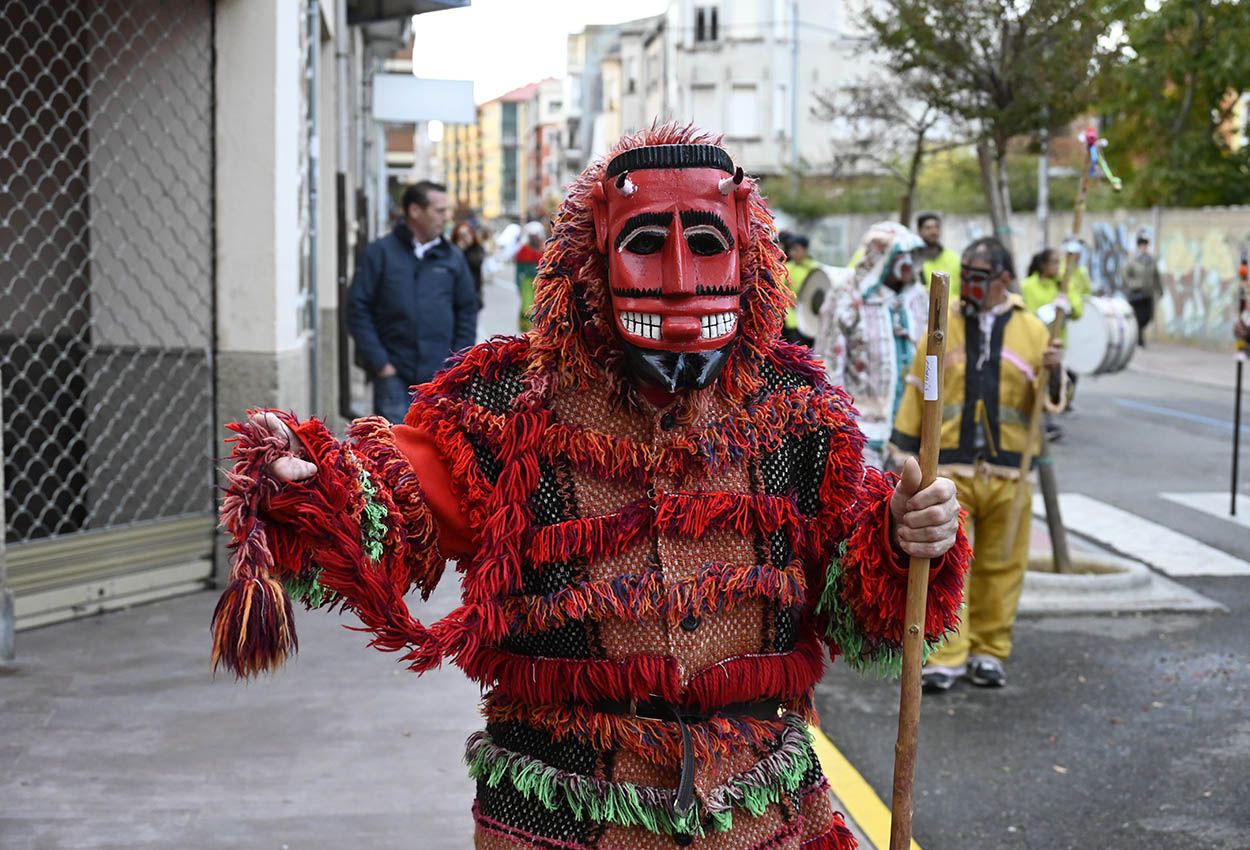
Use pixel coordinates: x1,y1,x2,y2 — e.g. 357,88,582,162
809,724,921,850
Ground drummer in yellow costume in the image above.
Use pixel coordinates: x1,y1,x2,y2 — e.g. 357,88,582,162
890,237,1063,692
1021,244,1092,333
782,233,824,346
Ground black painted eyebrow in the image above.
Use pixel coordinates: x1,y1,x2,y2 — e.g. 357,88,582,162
614,211,673,250
679,210,734,247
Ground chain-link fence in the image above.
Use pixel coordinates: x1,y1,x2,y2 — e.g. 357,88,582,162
1,0,215,546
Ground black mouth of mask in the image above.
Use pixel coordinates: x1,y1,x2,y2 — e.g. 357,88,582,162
621,343,734,392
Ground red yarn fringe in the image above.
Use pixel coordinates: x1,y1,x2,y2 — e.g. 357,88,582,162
466,647,681,704
210,575,296,677
831,481,971,646
800,812,858,850
683,633,826,712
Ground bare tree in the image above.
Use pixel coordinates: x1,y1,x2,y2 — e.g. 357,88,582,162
813,72,966,226
862,0,1134,250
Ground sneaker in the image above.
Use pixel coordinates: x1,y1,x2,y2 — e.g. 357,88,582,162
921,663,965,693
967,655,1007,687
1045,423,1063,442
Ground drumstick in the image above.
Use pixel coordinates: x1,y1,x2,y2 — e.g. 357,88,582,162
888,271,949,850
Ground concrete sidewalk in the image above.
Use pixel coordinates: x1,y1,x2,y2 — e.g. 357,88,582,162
1128,340,1242,390
1,582,482,849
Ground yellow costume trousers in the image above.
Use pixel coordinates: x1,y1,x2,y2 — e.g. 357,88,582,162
928,470,1031,666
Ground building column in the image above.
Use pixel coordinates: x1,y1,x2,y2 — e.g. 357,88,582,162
213,0,311,584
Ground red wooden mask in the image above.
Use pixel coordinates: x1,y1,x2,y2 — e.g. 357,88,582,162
591,144,750,391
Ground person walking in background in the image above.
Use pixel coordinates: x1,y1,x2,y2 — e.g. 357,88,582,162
346,180,478,423
1123,229,1163,347
891,237,1063,693
813,221,929,469
781,233,822,346
916,212,962,301
514,220,545,331
452,221,486,308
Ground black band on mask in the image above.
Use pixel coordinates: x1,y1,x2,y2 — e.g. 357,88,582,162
622,343,734,392
605,144,735,178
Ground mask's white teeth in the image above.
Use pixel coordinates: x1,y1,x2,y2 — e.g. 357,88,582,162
621,311,662,340
700,311,738,339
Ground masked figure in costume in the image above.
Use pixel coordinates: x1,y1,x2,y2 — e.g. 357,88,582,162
890,237,1061,693
213,126,969,849
813,222,928,470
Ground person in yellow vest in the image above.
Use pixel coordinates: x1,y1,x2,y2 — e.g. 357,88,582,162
1021,246,1091,328
782,233,823,346
890,236,1063,691
1021,243,1090,436
917,212,962,302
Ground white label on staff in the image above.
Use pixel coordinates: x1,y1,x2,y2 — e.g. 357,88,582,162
923,356,938,400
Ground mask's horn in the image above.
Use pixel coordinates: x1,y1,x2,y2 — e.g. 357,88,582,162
719,166,744,195
614,171,636,197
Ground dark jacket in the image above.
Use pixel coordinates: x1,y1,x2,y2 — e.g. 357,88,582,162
347,222,479,385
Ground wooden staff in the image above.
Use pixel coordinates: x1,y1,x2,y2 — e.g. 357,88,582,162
888,271,950,850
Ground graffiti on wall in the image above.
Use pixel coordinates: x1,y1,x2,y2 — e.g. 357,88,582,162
1156,227,1250,346
776,207,1250,346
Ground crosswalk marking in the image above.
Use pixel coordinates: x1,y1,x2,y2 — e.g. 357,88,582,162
1033,493,1250,577
1160,492,1250,531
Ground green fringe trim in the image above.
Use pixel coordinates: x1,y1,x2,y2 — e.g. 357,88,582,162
283,566,335,610
815,541,943,678
464,719,814,837
358,467,389,563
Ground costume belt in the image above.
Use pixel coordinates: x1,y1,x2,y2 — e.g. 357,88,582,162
592,698,786,819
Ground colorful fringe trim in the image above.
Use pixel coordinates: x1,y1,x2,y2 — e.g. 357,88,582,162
815,501,971,675
502,560,807,635
465,715,815,837
481,694,816,767
212,413,453,679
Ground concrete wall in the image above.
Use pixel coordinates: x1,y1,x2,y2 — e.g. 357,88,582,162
777,206,1250,348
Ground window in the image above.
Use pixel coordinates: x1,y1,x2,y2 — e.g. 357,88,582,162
695,5,720,43
773,82,788,138
729,84,757,137
691,84,719,131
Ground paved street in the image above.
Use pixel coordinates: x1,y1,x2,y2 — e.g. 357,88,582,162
816,348,1250,850
4,343,1250,849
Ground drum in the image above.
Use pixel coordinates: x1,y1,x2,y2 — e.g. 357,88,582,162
1066,295,1138,375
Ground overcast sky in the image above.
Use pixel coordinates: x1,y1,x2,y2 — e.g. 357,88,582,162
410,0,669,104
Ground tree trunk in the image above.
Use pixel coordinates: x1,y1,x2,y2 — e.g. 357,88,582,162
976,140,1007,239
900,130,926,226
995,147,1014,254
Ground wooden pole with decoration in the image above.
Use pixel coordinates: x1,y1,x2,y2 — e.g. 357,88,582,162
1001,129,1121,568
888,271,950,850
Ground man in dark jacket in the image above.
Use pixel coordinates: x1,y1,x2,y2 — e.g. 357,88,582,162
347,181,479,422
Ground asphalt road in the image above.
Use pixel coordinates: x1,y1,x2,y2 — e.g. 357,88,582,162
815,364,1250,850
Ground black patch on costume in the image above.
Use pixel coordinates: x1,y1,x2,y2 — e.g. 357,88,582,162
774,605,798,653
488,722,600,775
467,435,503,485
500,617,592,660
530,459,568,526
960,310,1009,462
466,363,524,415
476,776,588,844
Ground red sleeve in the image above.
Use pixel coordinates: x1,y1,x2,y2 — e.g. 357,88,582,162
392,423,480,559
